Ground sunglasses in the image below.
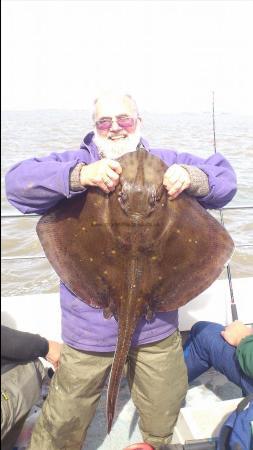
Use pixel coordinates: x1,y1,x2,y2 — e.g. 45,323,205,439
95,116,135,131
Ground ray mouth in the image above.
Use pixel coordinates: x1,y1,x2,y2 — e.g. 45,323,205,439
129,212,148,222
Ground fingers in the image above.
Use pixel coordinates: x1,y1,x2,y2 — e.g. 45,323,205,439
46,341,63,369
221,321,252,347
80,159,122,193
101,160,122,192
107,166,121,181
102,167,121,191
163,164,190,200
46,356,59,370
101,174,115,193
107,160,122,175
100,160,121,192
167,180,189,200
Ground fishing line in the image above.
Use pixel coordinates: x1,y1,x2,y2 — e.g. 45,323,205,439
212,92,238,321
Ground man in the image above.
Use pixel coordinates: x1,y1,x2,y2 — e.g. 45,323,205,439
5,93,237,449
184,320,253,394
1,325,62,450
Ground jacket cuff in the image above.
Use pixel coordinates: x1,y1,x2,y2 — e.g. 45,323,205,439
180,164,210,197
69,163,86,192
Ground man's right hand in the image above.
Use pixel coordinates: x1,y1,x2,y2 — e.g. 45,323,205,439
80,159,122,193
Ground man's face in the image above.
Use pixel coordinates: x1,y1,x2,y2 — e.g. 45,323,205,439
93,95,142,159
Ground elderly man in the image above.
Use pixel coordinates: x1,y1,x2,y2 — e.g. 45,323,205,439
5,93,237,449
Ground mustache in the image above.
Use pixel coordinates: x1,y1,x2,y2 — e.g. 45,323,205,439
93,126,141,159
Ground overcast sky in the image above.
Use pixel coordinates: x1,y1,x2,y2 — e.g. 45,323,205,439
2,0,253,114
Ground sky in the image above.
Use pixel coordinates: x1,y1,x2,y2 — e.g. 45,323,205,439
2,0,253,114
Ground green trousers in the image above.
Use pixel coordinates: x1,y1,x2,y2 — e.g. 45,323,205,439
28,331,187,450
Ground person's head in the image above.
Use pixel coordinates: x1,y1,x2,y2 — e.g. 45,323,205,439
92,92,142,159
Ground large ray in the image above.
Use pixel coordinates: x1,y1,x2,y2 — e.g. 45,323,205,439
36,147,234,432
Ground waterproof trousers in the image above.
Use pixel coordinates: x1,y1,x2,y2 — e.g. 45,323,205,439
183,321,253,395
1,360,46,450
28,331,187,450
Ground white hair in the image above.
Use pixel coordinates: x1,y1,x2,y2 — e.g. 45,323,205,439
92,91,139,121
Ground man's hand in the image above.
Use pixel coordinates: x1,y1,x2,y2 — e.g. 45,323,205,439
45,341,63,369
163,164,190,200
80,159,122,193
221,320,253,347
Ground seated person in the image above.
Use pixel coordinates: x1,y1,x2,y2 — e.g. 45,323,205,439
125,323,252,450
183,320,253,395
1,325,62,450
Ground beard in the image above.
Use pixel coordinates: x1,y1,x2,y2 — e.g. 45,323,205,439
93,123,142,160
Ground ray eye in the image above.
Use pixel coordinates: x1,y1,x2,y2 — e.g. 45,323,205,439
149,193,156,208
155,185,164,202
118,191,128,204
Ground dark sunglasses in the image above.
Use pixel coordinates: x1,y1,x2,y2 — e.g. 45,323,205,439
95,116,135,131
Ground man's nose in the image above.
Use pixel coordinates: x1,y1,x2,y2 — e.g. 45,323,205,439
110,118,121,131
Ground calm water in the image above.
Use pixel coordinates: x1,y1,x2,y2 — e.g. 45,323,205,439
1,110,253,296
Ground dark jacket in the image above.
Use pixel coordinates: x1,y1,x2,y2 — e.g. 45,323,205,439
1,325,48,374
236,335,253,378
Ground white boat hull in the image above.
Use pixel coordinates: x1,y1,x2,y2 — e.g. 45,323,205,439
2,277,252,341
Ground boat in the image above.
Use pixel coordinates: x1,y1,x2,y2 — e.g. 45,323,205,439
1,206,253,449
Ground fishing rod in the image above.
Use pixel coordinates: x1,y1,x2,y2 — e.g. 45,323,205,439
212,92,238,321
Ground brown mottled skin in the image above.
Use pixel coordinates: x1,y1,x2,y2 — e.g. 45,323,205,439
36,148,234,432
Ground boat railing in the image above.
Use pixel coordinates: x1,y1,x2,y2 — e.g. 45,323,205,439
2,204,253,321
1,205,253,261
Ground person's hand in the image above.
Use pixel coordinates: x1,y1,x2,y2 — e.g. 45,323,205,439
45,341,63,369
80,159,122,193
163,164,190,200
221,320,253,347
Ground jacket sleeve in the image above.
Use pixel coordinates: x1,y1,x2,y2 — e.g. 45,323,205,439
5,149,91,215
161,150,237,209
1,325,49,362
236,335,253,379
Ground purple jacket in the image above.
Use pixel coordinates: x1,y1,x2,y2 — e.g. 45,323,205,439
5,133,237,351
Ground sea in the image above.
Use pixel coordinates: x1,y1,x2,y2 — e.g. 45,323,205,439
1,110,253,297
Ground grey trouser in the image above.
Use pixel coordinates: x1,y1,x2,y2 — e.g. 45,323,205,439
28,331,187,450
1,360,46,450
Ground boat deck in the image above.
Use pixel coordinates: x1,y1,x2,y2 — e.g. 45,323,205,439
2,287,250,449
85,370,242,449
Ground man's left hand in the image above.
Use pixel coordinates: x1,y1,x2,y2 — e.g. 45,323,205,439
163,164,190,200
